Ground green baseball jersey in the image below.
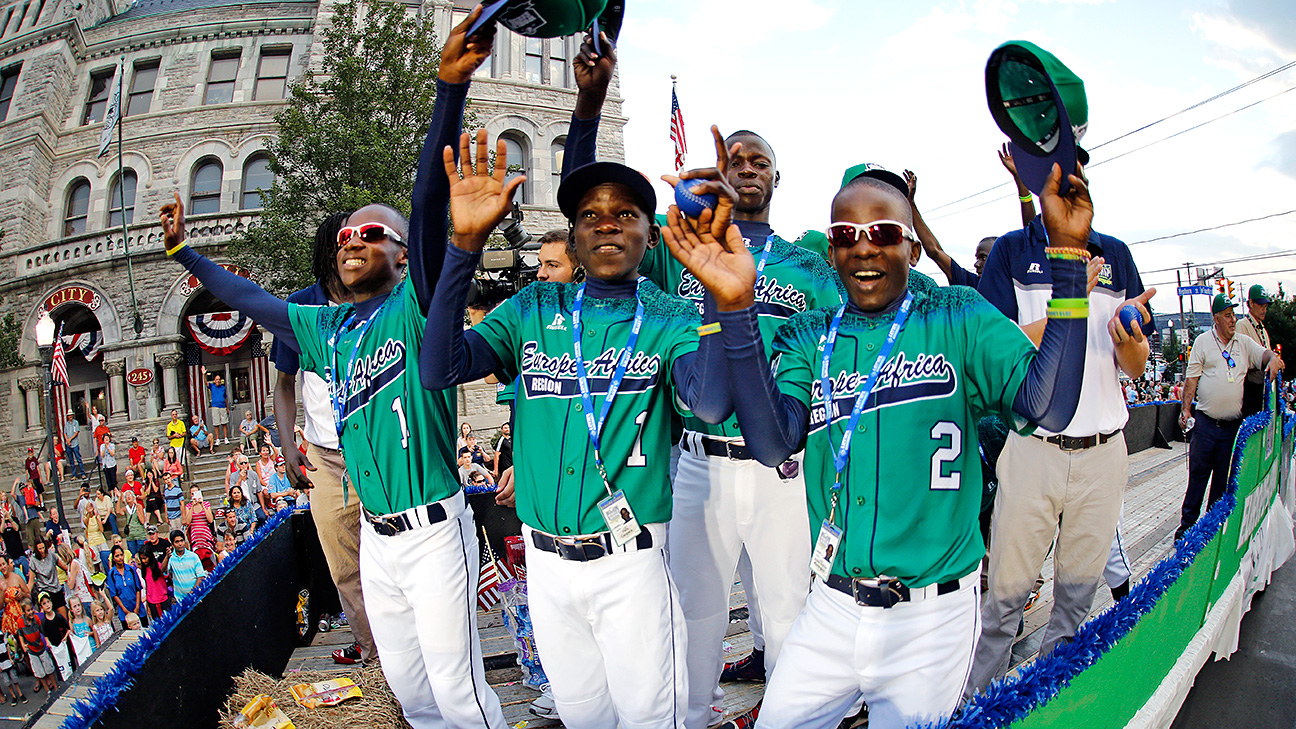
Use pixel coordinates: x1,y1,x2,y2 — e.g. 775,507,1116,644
473,280,700,535
496,379,516,405
289,278,460,515
771,272,1035,586
640,225,843,437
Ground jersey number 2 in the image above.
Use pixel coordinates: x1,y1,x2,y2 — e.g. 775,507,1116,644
391,397,409,450
929,422,961,490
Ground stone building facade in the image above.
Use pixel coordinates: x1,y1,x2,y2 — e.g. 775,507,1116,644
0,0,626,475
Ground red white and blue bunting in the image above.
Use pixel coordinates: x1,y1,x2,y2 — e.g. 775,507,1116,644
61,331,102,362
186,311,256,356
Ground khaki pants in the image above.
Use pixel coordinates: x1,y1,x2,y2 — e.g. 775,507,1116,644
307,442,375,661
967,430,1126,695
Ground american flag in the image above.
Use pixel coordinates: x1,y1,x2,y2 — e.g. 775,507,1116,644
477,552,513,611
670,83,687,171
50,323,68,386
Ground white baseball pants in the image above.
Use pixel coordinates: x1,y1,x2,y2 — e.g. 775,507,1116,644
756,577,979,729
669,444,811,729
524,522,687,729
359,492,505,729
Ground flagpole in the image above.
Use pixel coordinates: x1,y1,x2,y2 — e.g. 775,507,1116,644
117,55,142,336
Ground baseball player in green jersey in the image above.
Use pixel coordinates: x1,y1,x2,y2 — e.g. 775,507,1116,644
159,11,507,728
423,121,734,725
660,159,1095,728
653,127,843,729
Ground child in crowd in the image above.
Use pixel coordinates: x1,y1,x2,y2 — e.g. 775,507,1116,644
39,593,70,680
17,599,56,694
89,600,113,646
68,600,96,661
0,633,25,705
141,549,170,621
216,533,239,564
123,613,142,631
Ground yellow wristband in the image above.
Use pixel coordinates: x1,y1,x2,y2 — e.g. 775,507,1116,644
1019,194,1033,203
697,322,722,337
164,239,189,257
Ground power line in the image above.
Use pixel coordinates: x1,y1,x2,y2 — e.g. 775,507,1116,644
1128,209,1296,246
1139,249,1296,276
1088,60,1296,152
923,59,1296,216
1146,264,1296,289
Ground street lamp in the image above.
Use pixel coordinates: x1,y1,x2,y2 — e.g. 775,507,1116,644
34,313,66,525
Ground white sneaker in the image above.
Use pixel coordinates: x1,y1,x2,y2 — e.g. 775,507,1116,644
529,687,556,718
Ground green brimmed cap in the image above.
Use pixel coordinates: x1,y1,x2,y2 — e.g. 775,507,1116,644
1212,294,1238,315
470,0,607,38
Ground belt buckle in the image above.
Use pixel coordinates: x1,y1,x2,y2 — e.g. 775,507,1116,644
853,576,908,608
555,535,607,561
724,440,744,461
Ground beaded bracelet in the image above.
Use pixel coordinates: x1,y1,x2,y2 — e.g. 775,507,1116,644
1047,298,1089,319
1044,246,1091,263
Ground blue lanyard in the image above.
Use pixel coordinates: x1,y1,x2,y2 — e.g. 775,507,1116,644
754,234,775,281
328,299,389,440
819,292,913,514
573,279,645,491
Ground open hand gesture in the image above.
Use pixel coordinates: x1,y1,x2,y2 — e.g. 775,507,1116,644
159,193,186,255
1039,163,1092,251
439,4,495,84
997,143,1020,181
443,129,526,252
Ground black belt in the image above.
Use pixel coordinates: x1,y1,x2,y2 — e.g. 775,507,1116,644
363,502,448,537
530,529,653,562
1032,428,1122,451
824,574,962,608
693,435,754,460
1197,413,1242,428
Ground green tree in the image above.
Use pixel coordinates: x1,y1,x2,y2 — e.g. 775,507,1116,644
229,0,473,295
1264,298,1296,365
0,313,23,369
1162,329,1183,379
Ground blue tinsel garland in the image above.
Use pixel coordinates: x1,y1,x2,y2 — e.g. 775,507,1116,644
930,380,1282,729
59,507,295,729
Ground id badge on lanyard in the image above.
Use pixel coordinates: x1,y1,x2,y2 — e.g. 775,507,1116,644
573,280,647,546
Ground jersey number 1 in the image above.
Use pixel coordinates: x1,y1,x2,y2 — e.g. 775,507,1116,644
929,421,961,490
391,397,410,450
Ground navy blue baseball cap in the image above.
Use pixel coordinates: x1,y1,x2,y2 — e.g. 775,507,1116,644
557,161,657,221
986,41,1087,196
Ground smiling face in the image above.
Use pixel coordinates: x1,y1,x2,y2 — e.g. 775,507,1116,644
725,133,778,219
336,205,408,299
571,184,654,282
829,183,920,312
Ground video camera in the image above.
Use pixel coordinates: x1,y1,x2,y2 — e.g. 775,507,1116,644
466,202,540,308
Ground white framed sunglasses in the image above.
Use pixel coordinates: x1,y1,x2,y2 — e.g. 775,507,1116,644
825,220,919,249
337,222,407,248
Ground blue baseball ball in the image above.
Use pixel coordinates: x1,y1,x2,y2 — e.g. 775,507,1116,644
1119,305,1141,335
674,181,718,219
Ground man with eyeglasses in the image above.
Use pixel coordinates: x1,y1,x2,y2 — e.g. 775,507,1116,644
1176,294,1281,540
667,157,1093,727
158,11,508,727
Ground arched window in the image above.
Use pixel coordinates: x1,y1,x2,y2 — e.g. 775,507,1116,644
108,169,137,227
190,159,223,215
241,155,274,210
500,133,530,205
551,137,565,204
64,179,90,237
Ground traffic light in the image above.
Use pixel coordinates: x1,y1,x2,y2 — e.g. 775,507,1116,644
1217,279,1226,295
1226,280,1235,300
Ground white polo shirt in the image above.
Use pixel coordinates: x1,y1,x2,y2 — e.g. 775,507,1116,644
1186,329,1266,421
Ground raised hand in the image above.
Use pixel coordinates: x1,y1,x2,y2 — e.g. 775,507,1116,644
443,129,526,252
904,170,917,201
1039,162,1092,251
159,193,187,255
661,204,755,312
661,125,740,238
997,143,1020,181
439,4,495,84
573,31,616,96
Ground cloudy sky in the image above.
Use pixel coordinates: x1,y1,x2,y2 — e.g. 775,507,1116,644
612,0,1296,319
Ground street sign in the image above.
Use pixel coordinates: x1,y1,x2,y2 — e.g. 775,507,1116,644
1177,285,1213,297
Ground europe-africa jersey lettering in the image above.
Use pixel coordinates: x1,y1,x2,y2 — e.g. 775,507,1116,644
473,280,699,536
288,278,460,516
772,272,1036,586
640,224,843,437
